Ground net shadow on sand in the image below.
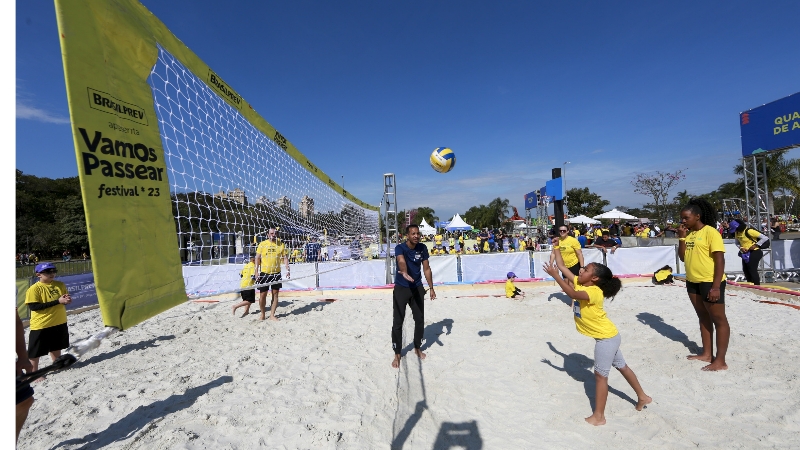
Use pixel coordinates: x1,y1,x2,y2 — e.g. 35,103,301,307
52,376,232,450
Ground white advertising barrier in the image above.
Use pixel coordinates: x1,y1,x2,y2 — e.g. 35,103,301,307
722,239,799,272
183,264,241,297
318,260,386,288
770,239,800,270
425,255,459,285
605,246,676,276
460,252,530,282
183,263,318,296
530,249,603,279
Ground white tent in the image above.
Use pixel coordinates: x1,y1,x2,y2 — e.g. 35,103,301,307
418,218,436,235
445,214,473,231
567,214,600,225
593,209,638,220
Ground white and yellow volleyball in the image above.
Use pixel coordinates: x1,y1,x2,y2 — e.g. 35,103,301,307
429,147,456,173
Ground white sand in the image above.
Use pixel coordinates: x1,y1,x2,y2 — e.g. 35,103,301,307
18,281,800,449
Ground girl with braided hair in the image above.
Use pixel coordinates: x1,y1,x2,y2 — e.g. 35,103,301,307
543,240,651,426
678,197,729,371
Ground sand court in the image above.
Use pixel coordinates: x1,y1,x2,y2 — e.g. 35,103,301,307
18,282,800,449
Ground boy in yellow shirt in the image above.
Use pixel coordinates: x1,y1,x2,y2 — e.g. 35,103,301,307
25,263,72,372
231,255,257,317
505,272,525,298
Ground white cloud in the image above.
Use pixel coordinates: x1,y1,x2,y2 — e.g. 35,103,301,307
16,100,70,124
591,149,604,154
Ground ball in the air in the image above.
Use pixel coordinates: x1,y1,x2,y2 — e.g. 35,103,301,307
430,147,456,173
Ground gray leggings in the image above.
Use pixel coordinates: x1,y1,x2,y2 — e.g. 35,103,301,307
594,333,627,377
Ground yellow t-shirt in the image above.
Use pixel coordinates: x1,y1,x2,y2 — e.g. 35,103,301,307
26,281,68,330
448,238,455,246
240,262,256,288
435,234,443,245
735,227,763,250
256,239,287,274
684,225,725,283
519,240,526,251
594,228,603,238
505,279,518,298
572,276,618,339
459,236,464,244
654,269,672,282
573,230,579,238
557,235,582,267
483,241,489,252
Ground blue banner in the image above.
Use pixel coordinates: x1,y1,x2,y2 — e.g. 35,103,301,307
524,191,537,210
545,177,564,201
740,92,800,156
60,272,99,311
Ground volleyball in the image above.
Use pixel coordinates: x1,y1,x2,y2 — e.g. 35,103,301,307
430,147,456,173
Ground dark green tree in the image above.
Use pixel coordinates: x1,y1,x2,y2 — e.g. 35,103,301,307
565,187,610,218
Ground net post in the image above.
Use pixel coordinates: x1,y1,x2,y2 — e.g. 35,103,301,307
383,174,398,285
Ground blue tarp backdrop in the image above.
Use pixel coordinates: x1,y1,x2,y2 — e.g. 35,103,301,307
740,92,800,156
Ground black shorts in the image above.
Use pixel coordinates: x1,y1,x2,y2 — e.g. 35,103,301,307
28,322,70,358
241,288,256,303
568,263,581,276
686,281,726,304
16,382,34,405
257,273,282,292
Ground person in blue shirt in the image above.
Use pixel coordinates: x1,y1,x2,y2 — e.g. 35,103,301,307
392,224,436,369
577,230,588,248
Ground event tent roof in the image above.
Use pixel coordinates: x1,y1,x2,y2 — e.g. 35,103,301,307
418,218,436,235
445,214,473,231
567,214,600,224
593,209,638,220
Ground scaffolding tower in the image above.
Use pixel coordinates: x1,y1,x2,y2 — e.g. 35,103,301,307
383,173,400,284
741,155,774,281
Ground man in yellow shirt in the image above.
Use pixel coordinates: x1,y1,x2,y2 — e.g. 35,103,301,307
255,228,289,321
434,233,443,252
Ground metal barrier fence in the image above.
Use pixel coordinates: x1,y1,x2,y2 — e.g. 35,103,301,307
16,259,93,280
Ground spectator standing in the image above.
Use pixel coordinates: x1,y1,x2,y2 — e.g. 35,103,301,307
25,263,71,372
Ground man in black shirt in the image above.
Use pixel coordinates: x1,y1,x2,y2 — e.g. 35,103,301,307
593,231,619,254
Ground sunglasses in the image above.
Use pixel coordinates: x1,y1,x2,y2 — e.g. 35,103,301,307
40,269,58,274
559,229,569,233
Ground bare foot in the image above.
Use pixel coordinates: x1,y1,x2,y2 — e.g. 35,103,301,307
259,314,265,321
391,355,401,368
687,354,712,362
268,316,279,322
701,361,728,371
636,395,652,411
231,306,238,316
585,414,606,426
414,349,426,360
240,310,249,318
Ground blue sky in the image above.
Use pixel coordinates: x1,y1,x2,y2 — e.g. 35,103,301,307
14,0,800,222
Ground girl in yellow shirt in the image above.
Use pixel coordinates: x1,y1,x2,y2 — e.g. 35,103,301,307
678,198,728,372
543,247,651,426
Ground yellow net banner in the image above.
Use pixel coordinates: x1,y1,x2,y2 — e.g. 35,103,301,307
55,0,378,329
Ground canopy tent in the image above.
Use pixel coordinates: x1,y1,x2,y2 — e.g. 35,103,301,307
593,209,638,220
418,218,436,235
445,214,473,231
567,214,600,225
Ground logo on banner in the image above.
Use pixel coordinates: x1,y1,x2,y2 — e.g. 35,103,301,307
207,70,242,109
87,88,148,125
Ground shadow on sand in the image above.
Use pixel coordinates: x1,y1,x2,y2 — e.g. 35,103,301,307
547,292,573,306
75,335,176,367
401,318,454,356
636,312,700,353
53,376,232,450
541,342,636,410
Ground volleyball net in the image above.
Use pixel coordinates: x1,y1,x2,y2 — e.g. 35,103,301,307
55,0,378,330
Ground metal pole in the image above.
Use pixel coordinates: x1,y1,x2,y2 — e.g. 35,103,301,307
563,161,570,215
